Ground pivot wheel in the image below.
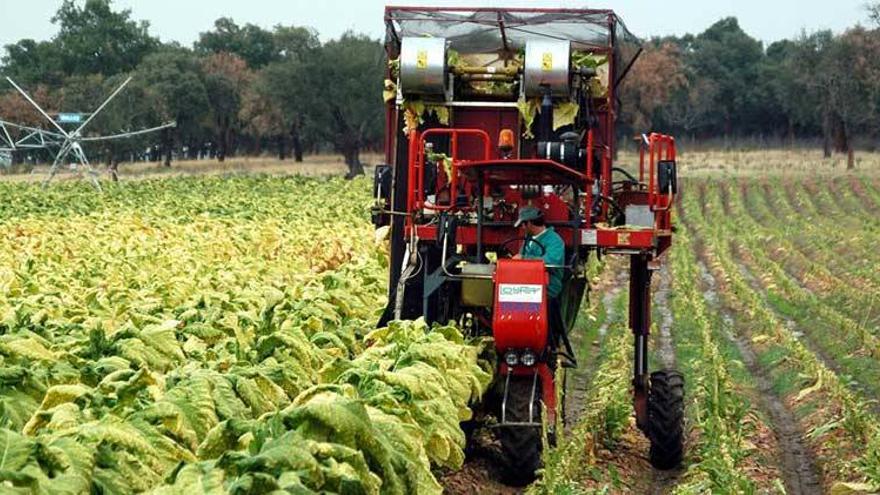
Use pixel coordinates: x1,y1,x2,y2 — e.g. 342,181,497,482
497,377,543,486
647,369,685,470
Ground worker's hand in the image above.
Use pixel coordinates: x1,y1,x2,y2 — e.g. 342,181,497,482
512,253,522,260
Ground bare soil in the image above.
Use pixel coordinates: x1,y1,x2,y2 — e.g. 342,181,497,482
438,431,522,495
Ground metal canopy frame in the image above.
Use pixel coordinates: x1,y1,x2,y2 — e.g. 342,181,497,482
0,76,176,190
384,6,643,83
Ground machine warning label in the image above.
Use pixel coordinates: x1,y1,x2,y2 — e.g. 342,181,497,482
498,284,543,303
541,52,553,71
581,229,598,246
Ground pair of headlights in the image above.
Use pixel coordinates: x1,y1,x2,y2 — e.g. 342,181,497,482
504,349,538,367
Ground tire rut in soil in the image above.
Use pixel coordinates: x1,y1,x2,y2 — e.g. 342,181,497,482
563,270,627,432
654,266,677,370
647,267,685,494
696,259,823,495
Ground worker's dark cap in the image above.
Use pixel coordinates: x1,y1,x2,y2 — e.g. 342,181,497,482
515,206,543,228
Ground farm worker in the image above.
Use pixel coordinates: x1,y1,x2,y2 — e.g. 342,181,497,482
514,206,564,297
514,206,567,342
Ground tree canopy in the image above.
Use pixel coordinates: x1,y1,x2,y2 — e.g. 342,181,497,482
0,1,383,176
619,7,880,166
2,0,880,175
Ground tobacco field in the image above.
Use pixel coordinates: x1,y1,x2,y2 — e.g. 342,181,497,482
0,177,492,494
2,171,880,494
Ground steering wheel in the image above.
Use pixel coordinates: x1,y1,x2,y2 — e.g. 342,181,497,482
500,237,546,257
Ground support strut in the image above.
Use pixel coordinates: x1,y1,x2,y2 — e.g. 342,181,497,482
629,254,652,431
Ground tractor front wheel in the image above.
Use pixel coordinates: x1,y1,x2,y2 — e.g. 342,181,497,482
647,369,685,470
497,377,542,486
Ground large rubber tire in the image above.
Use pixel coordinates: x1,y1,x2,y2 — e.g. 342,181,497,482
647,369,685,470
497,377,543,486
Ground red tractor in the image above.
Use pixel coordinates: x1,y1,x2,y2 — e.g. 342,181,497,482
374,7,683,483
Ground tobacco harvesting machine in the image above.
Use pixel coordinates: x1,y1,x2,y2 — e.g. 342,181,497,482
373,7,684,483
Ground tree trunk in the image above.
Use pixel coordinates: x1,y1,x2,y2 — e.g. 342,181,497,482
109,158,120,182
188,141,198,160
343,145,364,179
215,115,234,162
845,122,855,170
228,128,237,159
290,125,303,163
163,128,173,167
291,122,303,163
821,111,832,158
833,118,847,154
217,128,227,162
278,135,287,160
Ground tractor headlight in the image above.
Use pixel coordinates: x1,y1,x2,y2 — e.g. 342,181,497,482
521,349,537,367
504,350,519,367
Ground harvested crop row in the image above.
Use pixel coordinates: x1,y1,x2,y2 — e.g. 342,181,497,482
748,179,880,327
666,220,784,494
716,180,880,395
682,178,880,492
777,179,880,284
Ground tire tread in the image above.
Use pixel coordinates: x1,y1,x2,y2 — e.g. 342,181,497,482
498,378,543,485
647,369,685,470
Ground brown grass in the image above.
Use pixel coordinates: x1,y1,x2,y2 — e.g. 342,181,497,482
0,153,384,183
676,149,880,176
5,149,879,184
610,149,880,179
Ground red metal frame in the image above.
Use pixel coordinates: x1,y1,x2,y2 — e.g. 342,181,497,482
403,125,682,253
457,159,586,183
408,128,492,214
638,132,677,231
500,363,558,421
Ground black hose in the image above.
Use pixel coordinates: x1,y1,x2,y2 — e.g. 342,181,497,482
612,167,639,183
591,195,625,224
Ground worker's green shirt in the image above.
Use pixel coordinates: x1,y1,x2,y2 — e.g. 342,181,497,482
521,226,565,298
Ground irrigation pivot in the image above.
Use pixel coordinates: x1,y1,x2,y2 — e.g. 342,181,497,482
2,76,175,190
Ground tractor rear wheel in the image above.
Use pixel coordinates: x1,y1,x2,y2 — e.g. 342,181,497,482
497,377,542,486
647,369,685,470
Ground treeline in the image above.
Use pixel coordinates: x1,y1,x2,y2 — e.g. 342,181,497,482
0,0,383,177
621,7,880,167
2,1,880,176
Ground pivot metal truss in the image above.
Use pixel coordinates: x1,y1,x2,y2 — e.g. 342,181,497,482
0,76,175,190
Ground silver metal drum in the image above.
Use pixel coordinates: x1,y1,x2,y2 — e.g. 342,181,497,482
524,40,571,97
399,37,447,96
